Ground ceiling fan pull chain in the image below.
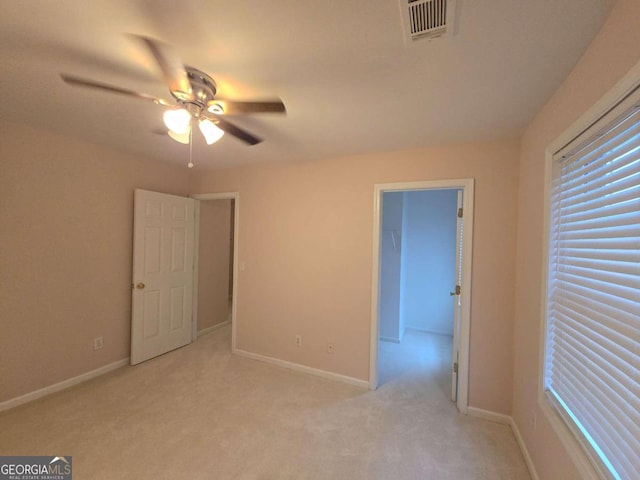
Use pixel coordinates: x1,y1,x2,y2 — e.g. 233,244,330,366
188,126,194,169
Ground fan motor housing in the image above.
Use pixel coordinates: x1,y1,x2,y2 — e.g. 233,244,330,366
172,66,218,109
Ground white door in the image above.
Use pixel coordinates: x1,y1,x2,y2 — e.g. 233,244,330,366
131,189,195,365
451,190,463,401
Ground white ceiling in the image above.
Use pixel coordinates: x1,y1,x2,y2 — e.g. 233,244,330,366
0,0,614,169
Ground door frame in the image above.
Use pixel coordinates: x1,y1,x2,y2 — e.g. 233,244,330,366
191,192,239,352
452,189,463,402
369,179,474,414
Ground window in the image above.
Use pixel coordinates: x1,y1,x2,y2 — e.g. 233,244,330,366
544,86,639,480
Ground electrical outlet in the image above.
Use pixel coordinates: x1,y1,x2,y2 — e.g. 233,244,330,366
93,336,104,351
327,342,335,354
295,335,302,347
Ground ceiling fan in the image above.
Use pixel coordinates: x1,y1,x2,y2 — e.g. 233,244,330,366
60,35,286,152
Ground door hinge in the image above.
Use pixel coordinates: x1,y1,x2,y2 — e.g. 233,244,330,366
453,362,458,374
455,284,461,295
457,207,463,218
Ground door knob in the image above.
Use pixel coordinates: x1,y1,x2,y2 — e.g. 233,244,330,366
136,282,146,289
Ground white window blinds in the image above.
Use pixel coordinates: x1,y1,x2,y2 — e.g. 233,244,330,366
545,90,640,480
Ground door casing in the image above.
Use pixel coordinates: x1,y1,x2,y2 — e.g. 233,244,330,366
451,189,463,402
369,179,474,414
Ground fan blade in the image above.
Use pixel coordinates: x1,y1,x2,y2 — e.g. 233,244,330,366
60,74,172,105
207,99,286,115
134,35,193,101
210,116,262,145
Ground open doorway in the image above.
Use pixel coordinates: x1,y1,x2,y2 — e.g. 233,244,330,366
370,180,474,414
377,189,458,397
191,193,239,350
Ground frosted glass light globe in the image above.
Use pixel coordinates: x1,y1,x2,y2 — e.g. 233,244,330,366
163,108,191,134
198,118,225,145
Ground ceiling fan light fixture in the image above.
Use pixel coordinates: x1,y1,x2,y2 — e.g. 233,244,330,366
198,118,225,145
61,38,282,150
167,127,191,144
163,107,191,134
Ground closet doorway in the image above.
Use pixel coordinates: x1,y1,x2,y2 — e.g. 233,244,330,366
370,179,474,413
191,193,239,350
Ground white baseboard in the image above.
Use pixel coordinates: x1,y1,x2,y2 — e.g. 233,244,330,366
198,320,230,337
233,349,369,389
379,336,401,343
510,417,540,480
467,406,511,424
0,358,129,413
467,406,539,480
404,326,454,337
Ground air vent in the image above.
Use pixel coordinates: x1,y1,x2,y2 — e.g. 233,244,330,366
400,0,456,43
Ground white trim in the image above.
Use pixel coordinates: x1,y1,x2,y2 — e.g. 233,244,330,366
192,200,201,342
369,179,474,417
379,336,401,344
404,326,454,337
197,320,231,337
467,408,540,480
370,184,382,390
467,406,511,425
539,394,601,479
548,60,640,156
190,192,239,354
0,358,129,412
510,418,541,480
234,349,369,389
537,60,640,480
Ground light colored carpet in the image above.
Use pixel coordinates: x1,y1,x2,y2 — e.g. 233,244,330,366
0,326,530,479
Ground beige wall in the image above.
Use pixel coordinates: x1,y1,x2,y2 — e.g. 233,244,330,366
191,139,520,414
0,122,190,403
197,200,232,331
513,1,640,478
1,8,632,456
